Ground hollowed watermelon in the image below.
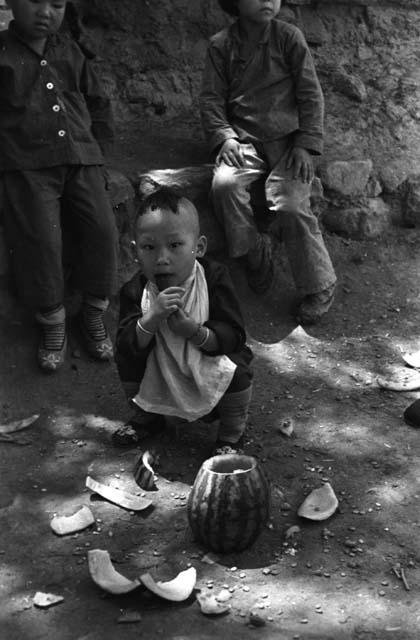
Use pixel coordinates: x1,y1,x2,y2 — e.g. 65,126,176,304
187,454,270,553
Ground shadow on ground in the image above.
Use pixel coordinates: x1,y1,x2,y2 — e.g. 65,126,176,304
1,221,420,639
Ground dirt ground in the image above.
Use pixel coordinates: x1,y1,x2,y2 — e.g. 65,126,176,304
2,135,420,640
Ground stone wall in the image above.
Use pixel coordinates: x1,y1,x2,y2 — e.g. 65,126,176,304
72,0,420,233
1,0,420,255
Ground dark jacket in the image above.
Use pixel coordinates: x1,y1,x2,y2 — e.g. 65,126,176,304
115,257,253,383
200,19,324,155
0,21,113,171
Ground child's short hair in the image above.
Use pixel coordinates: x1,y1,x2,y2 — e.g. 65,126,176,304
218,0,239,17
137,186,200,233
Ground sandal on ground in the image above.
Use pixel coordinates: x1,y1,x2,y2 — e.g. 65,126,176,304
245,233,274,295
212,437,244,456
78,307,113,361
112,416,165,447
37,324,67,373
297,282,336,325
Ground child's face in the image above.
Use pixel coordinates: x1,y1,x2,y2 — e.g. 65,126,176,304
136,207,207,290
7,0,66,41
237,0,281,24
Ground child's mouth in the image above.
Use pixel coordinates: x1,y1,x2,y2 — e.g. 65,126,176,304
155,274,174,291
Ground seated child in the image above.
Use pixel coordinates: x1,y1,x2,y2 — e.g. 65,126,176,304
112,187,253,455
200,0,336,323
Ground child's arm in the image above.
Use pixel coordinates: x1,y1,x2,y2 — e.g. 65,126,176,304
286,26,324,157
200,43,239,157
167,308,220,352
202,260,248,356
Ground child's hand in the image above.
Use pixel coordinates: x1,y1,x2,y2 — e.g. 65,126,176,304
150,287,184,322
287,147,314,183
216,139,244,168
167,308,197,338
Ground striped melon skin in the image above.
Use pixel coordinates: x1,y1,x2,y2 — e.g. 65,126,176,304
187,454,270,553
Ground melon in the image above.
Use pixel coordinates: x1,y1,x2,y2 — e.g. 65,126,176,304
187,454,270,553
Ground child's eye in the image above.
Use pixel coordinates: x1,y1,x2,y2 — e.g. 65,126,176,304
140,244,154,251
170,242,183,249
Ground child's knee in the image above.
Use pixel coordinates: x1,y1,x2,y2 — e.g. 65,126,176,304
212,164,241,195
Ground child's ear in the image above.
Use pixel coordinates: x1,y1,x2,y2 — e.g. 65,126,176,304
195,235,207,258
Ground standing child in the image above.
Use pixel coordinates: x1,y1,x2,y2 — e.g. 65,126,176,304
0,0,118,371
112,187,253,455
200,0,336,324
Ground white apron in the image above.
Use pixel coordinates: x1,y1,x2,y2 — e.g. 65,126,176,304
133,261,236,421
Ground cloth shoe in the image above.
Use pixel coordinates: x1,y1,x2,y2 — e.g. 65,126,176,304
212,436,245,456
112,414,165,447
79,300,113,361
297,282,336,325
36,306,67,373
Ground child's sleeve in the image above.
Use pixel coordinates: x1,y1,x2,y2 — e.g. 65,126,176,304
204,262,248,356
80,57,115,156
115,274,153,360
199,44,238,154
285,27,324,155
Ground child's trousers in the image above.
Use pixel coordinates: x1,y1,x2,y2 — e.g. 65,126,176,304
2,165,118,308
211,137,336,297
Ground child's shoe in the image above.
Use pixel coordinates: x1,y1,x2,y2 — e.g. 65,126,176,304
112,414,165,447
212,436,245,456
297,282,336,325
79,300,113,361
36,307,67,373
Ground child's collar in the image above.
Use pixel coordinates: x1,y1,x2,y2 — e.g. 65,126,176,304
8,20,60,56
233,18,272,45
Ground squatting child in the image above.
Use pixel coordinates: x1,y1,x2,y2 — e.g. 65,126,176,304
0,0,118,371
200,0,337,323
112,187,253,455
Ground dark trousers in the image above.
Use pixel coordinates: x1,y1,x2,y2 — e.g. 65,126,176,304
2,165,118,309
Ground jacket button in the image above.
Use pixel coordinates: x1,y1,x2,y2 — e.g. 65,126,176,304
52,104,60,112
58,130,66,137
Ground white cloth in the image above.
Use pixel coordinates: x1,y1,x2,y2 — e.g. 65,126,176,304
133,261,237,421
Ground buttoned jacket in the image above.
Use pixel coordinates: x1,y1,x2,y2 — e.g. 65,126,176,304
0,22,113,171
